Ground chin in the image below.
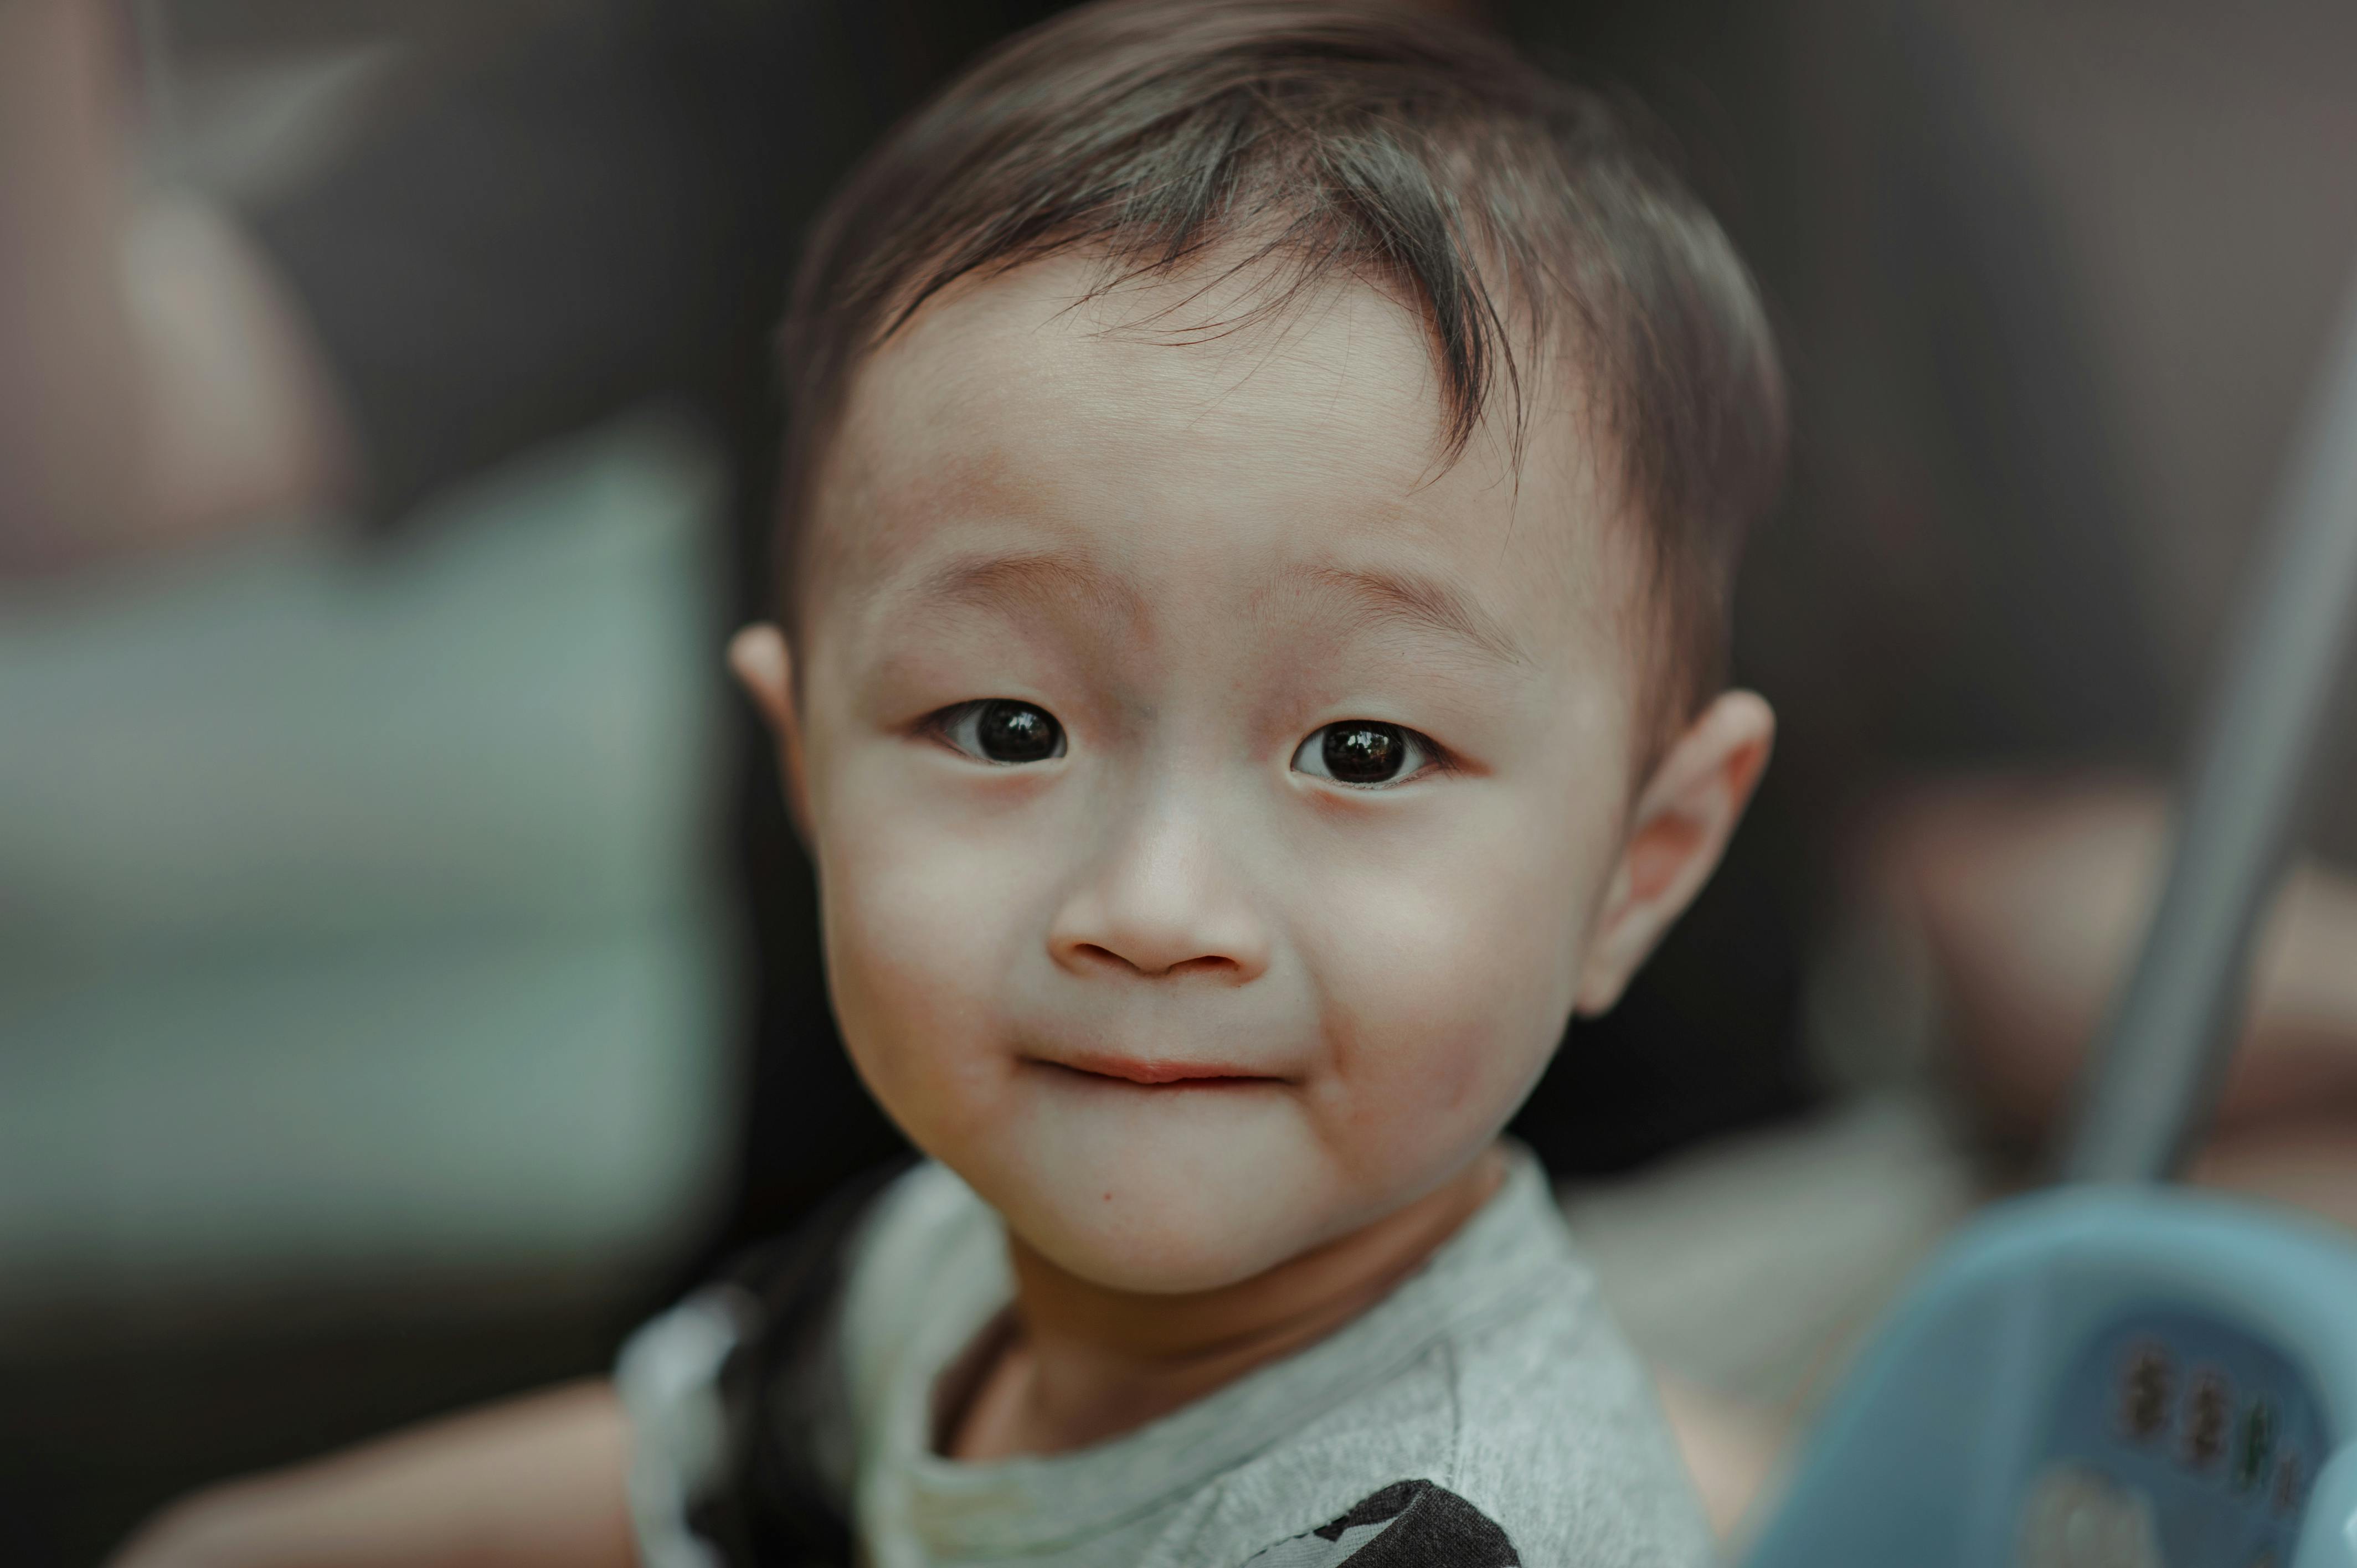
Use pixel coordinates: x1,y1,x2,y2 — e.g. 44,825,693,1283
1024,1197,1313,1294
982,1138,1334,1296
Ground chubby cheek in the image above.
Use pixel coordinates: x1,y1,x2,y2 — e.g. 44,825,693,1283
1303,804,1604,1189
812,755,1047,1156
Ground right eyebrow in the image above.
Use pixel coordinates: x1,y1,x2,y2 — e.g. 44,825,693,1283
903,550,1144,627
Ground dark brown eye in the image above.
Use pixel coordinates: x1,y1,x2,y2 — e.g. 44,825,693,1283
1324,722,1404,782
943,699,1065,764
1293,720,1433,787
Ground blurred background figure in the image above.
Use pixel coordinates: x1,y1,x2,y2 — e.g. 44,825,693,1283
6,0,2357,1560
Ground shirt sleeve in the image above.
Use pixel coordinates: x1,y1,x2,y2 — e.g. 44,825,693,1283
616,1159,912,1568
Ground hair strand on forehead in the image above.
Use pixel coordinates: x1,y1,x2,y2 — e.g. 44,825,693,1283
776,0,1785,741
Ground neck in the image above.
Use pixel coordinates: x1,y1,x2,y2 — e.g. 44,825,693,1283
947,1144,1507,1461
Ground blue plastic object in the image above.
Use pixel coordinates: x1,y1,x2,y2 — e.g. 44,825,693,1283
1744,1187,2357,1566
1745,257,2357,1566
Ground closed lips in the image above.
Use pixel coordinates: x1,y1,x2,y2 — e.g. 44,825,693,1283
1046,1054,1283,1086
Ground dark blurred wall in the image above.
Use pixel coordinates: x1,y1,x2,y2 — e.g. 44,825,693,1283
1512,0,2357,1165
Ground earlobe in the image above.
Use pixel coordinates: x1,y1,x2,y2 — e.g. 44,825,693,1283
1573,690,1776,1016
728,623,813,838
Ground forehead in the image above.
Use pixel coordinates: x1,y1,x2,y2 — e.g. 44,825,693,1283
804,251,1632,662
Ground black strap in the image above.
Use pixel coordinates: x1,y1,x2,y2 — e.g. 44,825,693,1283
695,1156,916,1568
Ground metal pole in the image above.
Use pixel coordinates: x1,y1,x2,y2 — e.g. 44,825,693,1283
2065,269,2357,1184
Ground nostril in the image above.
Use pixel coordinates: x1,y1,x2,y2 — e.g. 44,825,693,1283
1063,943,1245,978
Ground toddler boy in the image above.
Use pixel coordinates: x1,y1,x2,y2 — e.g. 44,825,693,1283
623,2,1784,1565
116,2,1783,1565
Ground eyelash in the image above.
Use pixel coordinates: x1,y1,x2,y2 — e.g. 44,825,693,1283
927,699,1067,765
1291,720,1452,790
920,703,1454,787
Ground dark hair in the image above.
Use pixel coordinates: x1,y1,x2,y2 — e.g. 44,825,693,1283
776,0,1784,728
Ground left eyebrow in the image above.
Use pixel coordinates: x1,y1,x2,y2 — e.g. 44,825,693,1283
1283,564,1532,669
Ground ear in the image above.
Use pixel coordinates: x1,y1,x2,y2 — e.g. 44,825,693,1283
1574,689,1776,1016
728,623,813,841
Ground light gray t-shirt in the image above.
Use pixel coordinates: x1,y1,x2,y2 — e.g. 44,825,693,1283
620,1145,1713,1568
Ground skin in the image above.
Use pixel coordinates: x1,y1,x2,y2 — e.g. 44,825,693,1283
104,249,1773,1562
107,1381,632,1568
732,249,1774,1457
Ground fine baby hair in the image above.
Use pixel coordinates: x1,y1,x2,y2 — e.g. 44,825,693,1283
774,0,1785,733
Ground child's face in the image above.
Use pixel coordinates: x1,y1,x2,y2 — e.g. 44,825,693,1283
743,254,1767,1294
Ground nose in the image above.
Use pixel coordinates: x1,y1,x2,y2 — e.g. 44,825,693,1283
1047,788,1273,982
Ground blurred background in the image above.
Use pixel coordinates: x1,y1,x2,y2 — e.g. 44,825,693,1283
4,0,2356,1561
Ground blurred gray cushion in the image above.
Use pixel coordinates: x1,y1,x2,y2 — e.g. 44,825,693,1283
0,415,735,1311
